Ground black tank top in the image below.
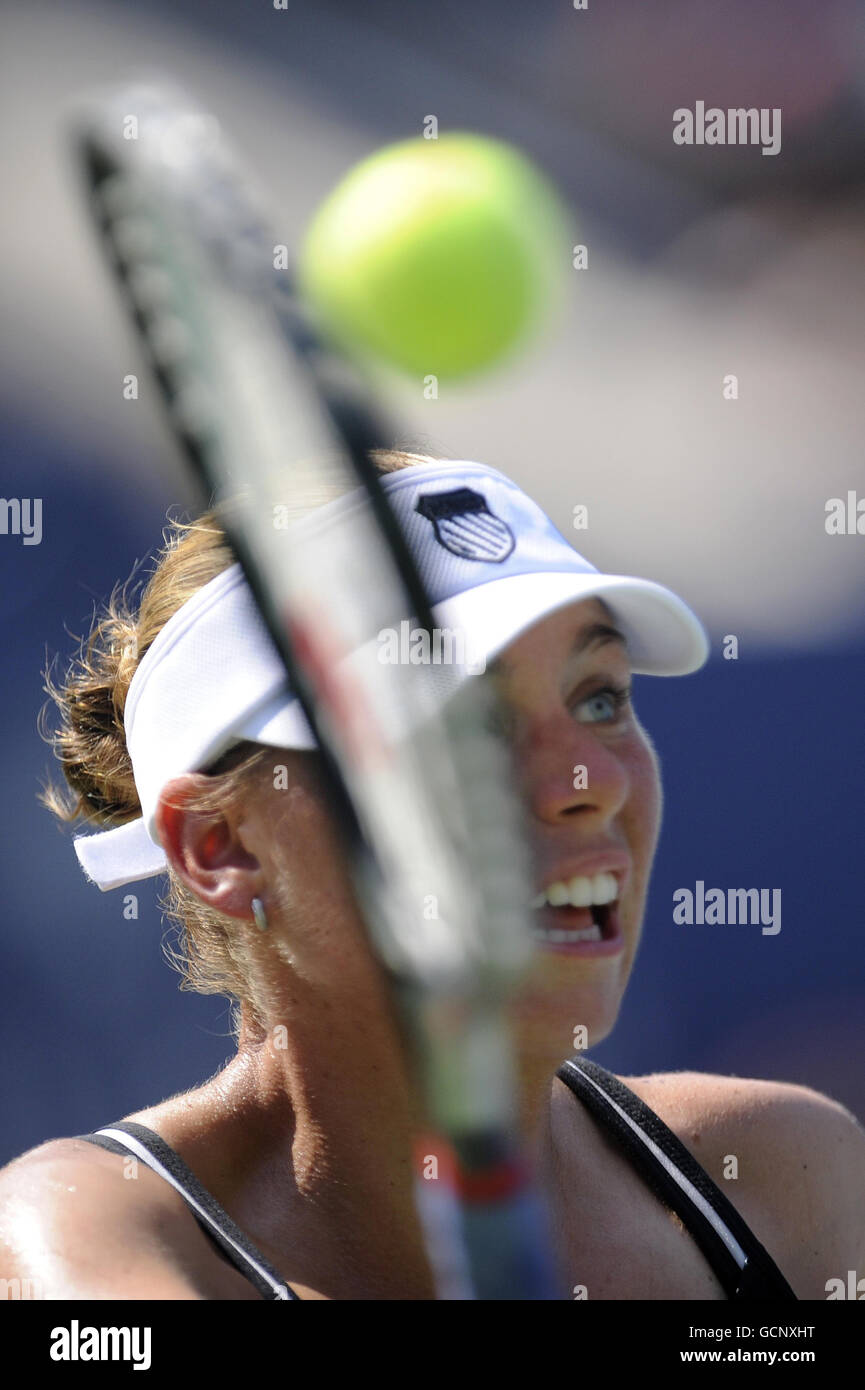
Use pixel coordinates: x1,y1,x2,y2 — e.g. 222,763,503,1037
75,1056,797,1301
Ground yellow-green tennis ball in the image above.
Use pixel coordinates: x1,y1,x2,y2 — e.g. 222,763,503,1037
298,133,568,381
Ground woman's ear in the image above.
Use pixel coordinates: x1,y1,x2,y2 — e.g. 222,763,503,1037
155,774,261,918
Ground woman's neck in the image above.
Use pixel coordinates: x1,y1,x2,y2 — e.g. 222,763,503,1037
161,986,436,1297
147,971,563,1299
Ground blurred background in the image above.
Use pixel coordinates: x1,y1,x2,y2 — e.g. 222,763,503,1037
2,0,864,1164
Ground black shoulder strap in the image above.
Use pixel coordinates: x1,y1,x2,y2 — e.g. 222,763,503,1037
555,1057,797,1302
77,1120,298,1301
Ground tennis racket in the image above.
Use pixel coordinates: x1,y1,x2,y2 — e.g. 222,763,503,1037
71,81,558,1299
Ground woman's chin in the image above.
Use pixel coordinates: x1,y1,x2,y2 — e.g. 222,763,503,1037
506,956,626,1063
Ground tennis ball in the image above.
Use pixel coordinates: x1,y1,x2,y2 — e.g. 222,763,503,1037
298,133,568,381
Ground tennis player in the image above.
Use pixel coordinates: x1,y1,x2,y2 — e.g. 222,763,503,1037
1,452,863,1300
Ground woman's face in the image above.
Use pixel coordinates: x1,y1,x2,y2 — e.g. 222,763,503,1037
488,597,663,1058
212,596,662,1057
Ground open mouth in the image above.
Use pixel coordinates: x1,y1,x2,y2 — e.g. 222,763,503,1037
528,871,625,953
529,891,627,955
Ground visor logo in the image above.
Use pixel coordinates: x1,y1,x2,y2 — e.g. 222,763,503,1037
416,487,515,563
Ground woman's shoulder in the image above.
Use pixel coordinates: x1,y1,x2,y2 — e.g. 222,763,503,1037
618,1065,865,1165
616,1068,865,1297
0,1131,149,1205
0,1134,227,1298
0,1130,171,1202
620,1064,856,1116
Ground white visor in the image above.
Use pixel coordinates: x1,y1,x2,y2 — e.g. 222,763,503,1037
72,460,709,890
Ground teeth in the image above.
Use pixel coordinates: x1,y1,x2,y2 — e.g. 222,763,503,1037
546,881,571,908
531,923,602,944
530,871,619,910
569,876,593,908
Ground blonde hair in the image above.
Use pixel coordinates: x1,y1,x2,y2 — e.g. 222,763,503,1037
40,448,442,1039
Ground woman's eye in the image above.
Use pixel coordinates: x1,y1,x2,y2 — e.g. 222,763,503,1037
574,684,631,724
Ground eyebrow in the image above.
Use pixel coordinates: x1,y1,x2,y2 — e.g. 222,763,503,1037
487,620,628,677
571,622,628,657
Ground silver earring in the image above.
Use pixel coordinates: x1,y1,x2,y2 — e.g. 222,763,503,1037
251,897,268,932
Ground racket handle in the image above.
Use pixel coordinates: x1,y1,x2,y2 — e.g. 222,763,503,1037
415,1134,561,1299
453,1157,562,1300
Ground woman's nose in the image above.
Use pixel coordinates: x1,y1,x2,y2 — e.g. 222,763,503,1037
515,715,629,827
